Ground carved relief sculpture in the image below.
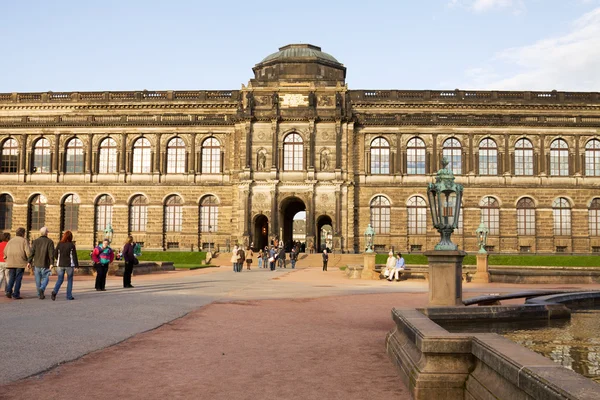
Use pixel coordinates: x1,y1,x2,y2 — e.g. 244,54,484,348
257,150,267,171
320,150,330,171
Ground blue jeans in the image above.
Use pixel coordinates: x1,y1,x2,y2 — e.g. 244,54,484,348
6,268,24,297
53,267,74,299
34,267,52,292
257,258,262,268
291,259,296,269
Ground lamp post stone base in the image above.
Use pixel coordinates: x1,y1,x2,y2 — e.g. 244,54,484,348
472,253,490,283
361,253,376,279
425,250,466,306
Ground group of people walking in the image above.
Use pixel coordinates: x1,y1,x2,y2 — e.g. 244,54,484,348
0,227,139,301
230,242,312,272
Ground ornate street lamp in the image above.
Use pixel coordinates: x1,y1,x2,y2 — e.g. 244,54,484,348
476,220,489,254
427,157,464,251
103,224,114,244
364,223,375,253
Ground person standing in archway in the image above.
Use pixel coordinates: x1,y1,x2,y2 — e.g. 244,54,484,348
322,249,329,272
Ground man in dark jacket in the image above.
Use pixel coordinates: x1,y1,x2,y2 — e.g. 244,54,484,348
236,247,245,272
277,246,286,268
29,227,55,299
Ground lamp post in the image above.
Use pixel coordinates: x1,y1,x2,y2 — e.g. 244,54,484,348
424,157,466,306
364,223,375,253
426,158,463,251
104,224,114,244
361,223,377,279
473,220,491,283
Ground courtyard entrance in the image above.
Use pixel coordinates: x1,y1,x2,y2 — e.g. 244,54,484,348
280,197,306,252
317,215,333,253
253,214,269,251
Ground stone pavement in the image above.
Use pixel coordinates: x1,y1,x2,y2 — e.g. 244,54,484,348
1,265,599,397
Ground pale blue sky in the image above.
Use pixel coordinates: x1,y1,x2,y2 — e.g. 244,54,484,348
1,0,599,92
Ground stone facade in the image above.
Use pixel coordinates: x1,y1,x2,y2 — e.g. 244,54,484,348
0,44,599,253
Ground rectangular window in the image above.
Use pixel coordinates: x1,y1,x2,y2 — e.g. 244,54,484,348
519,246,531,253
484,245,495,252
515,150,534,175
374,244,387,252
517,208,535,236
408,207,427,235
410,244,422,253
482,209,500,236
407,149,426,174
479,150,498,175
63,204,79,231
130,205,148,232
165,206,182,232
201,242,215,251
556,246,567,253
592,246,600,253
167,242,179,249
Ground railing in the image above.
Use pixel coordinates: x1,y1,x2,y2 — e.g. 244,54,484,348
350,89,600,103
0,90,240,103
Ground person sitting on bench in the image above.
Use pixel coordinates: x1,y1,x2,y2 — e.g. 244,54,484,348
388,252,405,281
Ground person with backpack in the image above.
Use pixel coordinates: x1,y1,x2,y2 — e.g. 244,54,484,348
91,239,114,291
51,231,79,301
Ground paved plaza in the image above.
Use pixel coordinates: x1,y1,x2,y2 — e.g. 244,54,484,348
1,266,599,399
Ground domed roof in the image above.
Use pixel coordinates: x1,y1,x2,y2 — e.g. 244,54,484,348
260,44,341,65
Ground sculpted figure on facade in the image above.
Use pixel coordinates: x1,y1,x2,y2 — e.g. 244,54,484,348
257,150,267,171
320,150,330,171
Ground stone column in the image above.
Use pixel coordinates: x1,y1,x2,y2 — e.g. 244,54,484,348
87,134,93,174
361,253,376,280
270,188,278,237
468,135,474,173
396,132,402,174
245,122,252,169
472,253,490,283
335,120,341,169
271,120,278,170
189,133,196,174
539,134,546,174
504,134,510,174
120,134,127,173
432,133,438,170
54,134,61,174
425,250,466,306
20,134,27,173
574,137,581,175
242,188,250,236
308,120,315,170
335,190,342,235
155,133,162,174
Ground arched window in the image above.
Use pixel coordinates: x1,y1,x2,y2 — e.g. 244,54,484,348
515,138,534,176
130,195,148,232
62,194,80,231
1,138,18,173
407,196,427,235
99,138,118,173
407,137,426,175
283,133,303,171
517,197,535,236
370,137,390,174
132,138,151,173
585,139,600,177
33,138,51,173
201,137,221,174
167,137,186,174
480,196,500,235
550,139,569,176
442,138,462,174
589,198,600,237
29,194,47,231
0,194,13,230
200,195,219,233
65,138,84,173
553,197,571,236
370,196,390,234
479,138,498,175
165,195,183,232
96,195,113,232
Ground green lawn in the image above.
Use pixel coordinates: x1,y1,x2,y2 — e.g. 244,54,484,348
77,250,207,267
375,253,600,267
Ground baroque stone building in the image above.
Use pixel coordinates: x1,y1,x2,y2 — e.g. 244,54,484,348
0,44,599,254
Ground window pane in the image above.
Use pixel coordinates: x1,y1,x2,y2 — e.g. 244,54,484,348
370,196,390,234
63,194,80,231
130,196,148,232
167,137,186,173
96,195,113,231
480,196,499,235
201,138,221,173
200,196,219,232
30,195,47,230
407,196,427,235
442,138,462,174
515,139,533,176
0,194,13,230
133,138,151,173
479,139,497,176
585,139,600,177
283,134,303,171
165,196,183,232
66,138,84,173
33,138,51,173
1,139,18,173
550,139,569,176
99,138,118,173
407,138,425,175
370,137,390,174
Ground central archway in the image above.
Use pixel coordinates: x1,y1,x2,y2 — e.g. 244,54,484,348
253,214,269,251
280,197,306,252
